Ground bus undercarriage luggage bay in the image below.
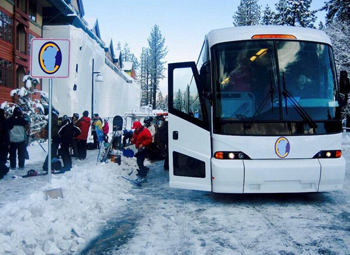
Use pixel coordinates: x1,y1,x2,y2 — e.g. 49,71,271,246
168,26,350,193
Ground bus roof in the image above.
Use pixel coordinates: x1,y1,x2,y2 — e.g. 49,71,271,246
206,26,331,47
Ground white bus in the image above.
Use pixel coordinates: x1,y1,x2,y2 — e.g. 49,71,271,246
168,26,349,193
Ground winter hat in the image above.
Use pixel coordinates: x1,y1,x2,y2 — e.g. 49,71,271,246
13,107,22,117
83,110,89,117
132,121,142,129
62,115,69,122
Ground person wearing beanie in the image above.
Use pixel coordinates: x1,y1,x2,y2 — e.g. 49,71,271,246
0,109,13,178
131,121,152,183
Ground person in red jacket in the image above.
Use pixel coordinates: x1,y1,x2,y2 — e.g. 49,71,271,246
103,118,109,143
75,110,91,160
131,121,152,182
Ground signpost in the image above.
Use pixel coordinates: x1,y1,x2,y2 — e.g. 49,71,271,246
30,39,70,185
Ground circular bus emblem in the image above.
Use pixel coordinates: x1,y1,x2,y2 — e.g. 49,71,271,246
275,137,290,158
38,41,62,74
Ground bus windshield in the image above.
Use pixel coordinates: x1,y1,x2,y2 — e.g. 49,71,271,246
213,40,340,135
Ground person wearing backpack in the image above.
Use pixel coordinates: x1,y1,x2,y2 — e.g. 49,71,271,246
0,108,14,178
8,107,29,170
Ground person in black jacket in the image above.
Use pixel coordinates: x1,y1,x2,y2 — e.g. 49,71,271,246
0,108,14,179
9,107,29,170
58,115,81,172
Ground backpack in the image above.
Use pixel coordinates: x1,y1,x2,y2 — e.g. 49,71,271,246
9,125,27,143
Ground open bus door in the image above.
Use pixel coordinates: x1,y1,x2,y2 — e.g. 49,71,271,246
168,62,212,191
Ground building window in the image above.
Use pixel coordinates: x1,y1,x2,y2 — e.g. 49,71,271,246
0,11,13,43
16,0,27,13
16,24,26,54
29,1,36,22
0,59,13,88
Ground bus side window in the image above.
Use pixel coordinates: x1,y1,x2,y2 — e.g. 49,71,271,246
173,68,203,121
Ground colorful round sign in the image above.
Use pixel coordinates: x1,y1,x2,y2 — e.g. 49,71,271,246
275,137,290,158
38,41,62,74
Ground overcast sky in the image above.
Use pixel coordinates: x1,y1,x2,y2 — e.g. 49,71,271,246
83,0,326,95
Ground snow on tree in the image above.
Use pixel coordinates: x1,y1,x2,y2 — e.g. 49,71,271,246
261,4,276,25
174,89,183,112
140,47,151,106
274,0,317,28
321,0,350,25
156,91,168,111
122,43,131,62
321,1,350,121
233,0,261,26
147,25,168,109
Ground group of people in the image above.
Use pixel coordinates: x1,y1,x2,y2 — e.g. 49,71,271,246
0,107,109,178
1,107,168,183
44,111,109,172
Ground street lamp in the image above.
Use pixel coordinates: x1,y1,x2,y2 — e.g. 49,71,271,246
91,58,104,116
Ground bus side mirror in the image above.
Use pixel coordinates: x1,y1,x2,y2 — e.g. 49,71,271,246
199,61,211,93
340,71,350,94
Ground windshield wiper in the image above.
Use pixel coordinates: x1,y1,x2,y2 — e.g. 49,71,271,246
282,73,318,129
245,72,275,129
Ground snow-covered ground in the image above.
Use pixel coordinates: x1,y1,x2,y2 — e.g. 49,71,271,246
1,134,350,255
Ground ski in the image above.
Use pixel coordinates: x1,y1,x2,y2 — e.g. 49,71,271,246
121,176,142,187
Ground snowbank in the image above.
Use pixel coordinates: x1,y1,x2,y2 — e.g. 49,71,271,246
0,144,138,254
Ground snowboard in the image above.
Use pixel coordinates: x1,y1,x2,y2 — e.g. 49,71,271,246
12,169,65,179
98,115,123,164
121,176,142,187
112,115,123,165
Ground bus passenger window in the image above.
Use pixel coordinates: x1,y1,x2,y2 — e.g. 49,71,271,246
173,68,203,121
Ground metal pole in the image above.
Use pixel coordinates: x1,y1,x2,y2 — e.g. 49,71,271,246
91,58,94,117
48,78,53,184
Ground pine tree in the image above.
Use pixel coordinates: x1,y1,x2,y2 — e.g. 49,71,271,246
122,43,131,62
233,0,261,26
324,23,350,75
322,0,350,25
174,89,183,111
148,25,168,109
116,41,121,51
140,47,151,106
275,0,317,28
261,4,276,25
156,91,168,110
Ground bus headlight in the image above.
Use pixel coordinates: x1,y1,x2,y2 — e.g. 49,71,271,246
313,150,342,158
214,151,251,160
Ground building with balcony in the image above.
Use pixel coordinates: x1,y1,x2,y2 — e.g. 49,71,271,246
0,0,140,118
